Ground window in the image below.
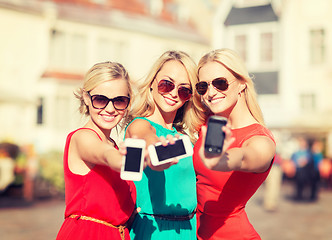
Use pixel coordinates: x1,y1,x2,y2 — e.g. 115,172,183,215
49,29,66,69
55,95,70,129
235,34,247,61
260,32,273,63
97,38,124,63
37,97,44,125
71,33,87,69
143,0,163,16
300,93,316,112
310,28,325,64
49,29,87,70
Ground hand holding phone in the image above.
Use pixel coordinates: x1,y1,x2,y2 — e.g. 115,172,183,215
148,135,193,167
204,115,228,156
120,138,146,181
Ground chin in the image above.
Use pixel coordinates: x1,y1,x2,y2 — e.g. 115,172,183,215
208,106,225,115
101,119,121,130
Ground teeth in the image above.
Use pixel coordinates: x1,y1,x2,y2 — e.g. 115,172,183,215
164,97,176,106
102,115,115,121
210,97,224,104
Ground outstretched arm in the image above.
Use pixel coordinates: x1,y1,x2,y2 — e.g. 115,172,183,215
198,125,275,173
125,119,178,171
69,129,125,173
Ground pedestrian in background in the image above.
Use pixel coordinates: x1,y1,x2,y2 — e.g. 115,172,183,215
290,137,312,201
56,62,136,240
308,140,323,201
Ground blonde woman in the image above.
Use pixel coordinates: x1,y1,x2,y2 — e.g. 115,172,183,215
193,49,276,239
125,50,203,239
57,62,136,240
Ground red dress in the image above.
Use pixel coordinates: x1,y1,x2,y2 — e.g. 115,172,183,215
194,124,275,240
56,128,136,240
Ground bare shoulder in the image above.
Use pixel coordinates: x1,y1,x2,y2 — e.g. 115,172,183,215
242,135,276,172
126,118,156,136
70,129,102,150
244,135,276,154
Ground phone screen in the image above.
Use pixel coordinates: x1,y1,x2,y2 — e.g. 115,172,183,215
206,120,224,146
205,118,226,154
155,139,186,161
124,147,142,172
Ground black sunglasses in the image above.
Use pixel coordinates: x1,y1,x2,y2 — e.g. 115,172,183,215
88,92,130,110
195,77,235,95
157,79,192,101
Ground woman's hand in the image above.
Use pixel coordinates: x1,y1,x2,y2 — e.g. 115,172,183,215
198,123,235,170
147,135,179,171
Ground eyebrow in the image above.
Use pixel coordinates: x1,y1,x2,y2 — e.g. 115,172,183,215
164,76,191,86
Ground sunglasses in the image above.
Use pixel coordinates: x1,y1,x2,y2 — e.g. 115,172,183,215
88,92,130,110
195,77,235,95
157,79,192,101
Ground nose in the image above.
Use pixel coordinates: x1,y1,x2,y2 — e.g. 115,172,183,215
206,83,218,96
169,86,178,98
104,101,116,112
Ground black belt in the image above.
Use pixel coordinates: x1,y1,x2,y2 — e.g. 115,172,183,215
142,210,196,221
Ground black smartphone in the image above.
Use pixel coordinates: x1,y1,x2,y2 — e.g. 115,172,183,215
148,135,193,166
120,138,146,181
204,115,228,155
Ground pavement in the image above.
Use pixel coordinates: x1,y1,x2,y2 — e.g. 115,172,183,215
0,181,331,240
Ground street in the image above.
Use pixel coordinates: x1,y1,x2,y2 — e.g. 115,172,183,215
0,182,331,240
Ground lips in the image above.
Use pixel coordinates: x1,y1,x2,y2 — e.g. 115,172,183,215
208,96,225,104
101,114,116,122
164,96,177,106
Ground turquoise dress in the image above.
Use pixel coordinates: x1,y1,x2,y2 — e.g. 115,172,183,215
125,117,197,240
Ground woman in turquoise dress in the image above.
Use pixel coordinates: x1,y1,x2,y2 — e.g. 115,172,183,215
124,50,204,239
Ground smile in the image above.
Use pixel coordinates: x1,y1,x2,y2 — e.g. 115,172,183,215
101,114,116,122
208,96,225,104
164,96,177,106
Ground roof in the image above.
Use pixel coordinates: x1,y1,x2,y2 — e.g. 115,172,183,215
225,4,278,26
0,0,207,43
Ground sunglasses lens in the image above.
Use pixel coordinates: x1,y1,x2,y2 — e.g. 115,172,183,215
91,95,109,109
213,78,229,91
195,82,208,95
158,80,175,94
113,96,130,110
178,87,192,101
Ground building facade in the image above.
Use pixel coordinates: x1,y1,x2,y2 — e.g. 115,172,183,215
0,0,211,153
213,0,332,157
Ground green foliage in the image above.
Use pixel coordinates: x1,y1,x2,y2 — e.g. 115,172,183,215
38,150,64,194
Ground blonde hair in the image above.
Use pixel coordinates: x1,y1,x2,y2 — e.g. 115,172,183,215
196,48,265,125
129,50,204,143
74,61,133,128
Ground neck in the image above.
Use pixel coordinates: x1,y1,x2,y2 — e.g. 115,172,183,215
148,107,176,130
84,119,112,141
221,95,258,129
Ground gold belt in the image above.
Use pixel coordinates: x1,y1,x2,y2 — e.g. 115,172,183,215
68,214,126,240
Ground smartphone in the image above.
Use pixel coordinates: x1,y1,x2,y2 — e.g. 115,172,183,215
120,138,146,181
148,135,193,166
204,115,228,155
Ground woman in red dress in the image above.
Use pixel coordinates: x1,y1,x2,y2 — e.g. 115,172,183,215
56,62,136,240
193,49,276,239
